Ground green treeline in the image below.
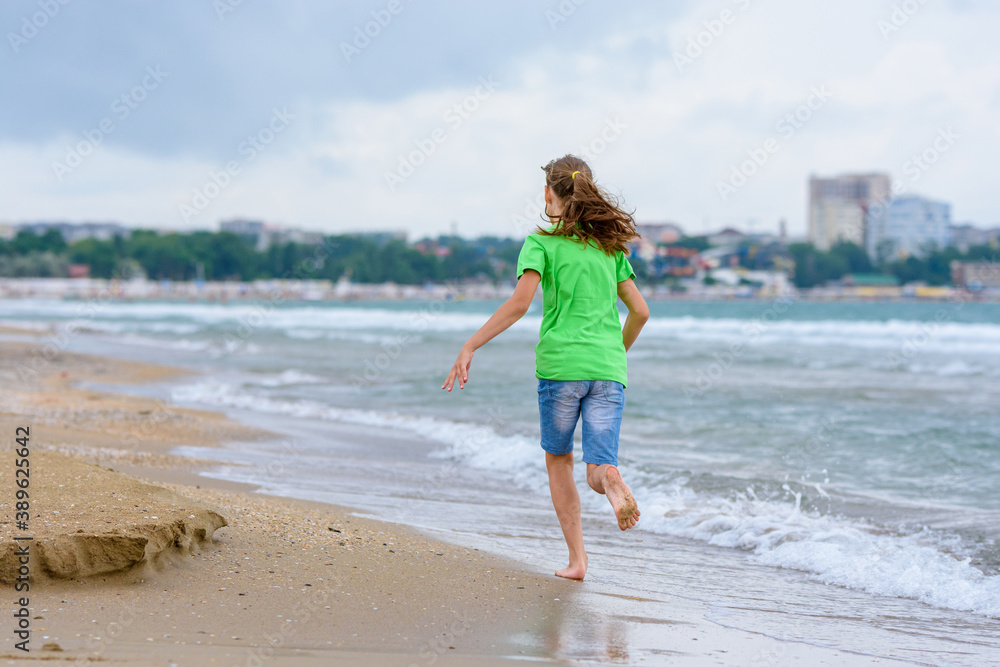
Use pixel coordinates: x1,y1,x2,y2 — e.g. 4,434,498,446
0,229,522,283
0,228,994,286
786,241,996,288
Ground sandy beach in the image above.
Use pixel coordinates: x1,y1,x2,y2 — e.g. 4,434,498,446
0,326,989,665
0,335,576,665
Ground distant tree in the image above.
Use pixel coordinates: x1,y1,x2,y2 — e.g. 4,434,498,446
129,232,197,280
829,242,873,275
0,251,68,277
788,242,868,287
673,236,710,251
68,238,118,278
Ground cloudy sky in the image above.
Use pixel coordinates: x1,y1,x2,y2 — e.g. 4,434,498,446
1,0,997,239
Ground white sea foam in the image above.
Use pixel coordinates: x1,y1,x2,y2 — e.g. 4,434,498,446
925,360,984,377
640,316,1000,355
5,300,999,355
633,482,1000,616
246,369,326,387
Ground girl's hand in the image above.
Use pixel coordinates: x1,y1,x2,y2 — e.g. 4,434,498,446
442,346,474,391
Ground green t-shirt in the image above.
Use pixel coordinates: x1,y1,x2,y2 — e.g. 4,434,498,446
516,232,636,387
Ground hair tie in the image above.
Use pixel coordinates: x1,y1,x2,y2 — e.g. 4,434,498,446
571,171,581,180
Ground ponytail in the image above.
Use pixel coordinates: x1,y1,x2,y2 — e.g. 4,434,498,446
538,155,638,255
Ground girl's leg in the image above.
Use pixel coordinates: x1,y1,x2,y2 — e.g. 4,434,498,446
545,451,588,580
581,381,639,531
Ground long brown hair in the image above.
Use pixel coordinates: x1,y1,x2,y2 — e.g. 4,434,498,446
538,154,638,255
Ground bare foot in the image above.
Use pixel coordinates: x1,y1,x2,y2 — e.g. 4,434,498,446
605,467,640,531
555,556,587,580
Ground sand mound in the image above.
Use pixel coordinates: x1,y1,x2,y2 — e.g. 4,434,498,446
0,450,226,584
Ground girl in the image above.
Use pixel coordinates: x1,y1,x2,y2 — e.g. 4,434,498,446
442,154,649,580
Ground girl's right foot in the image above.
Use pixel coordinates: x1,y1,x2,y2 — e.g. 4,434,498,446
605,467,640,531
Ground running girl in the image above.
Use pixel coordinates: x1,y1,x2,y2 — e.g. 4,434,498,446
442,154,649,580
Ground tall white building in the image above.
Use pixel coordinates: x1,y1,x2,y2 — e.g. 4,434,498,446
865,195,951,261
808,173,891,251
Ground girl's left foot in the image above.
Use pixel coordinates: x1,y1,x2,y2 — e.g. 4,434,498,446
605,467,640,531
556,556,588,580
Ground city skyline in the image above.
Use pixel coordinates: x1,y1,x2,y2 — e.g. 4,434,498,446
2,1,998,238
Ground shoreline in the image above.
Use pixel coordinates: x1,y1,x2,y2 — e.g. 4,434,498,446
1,329,992,665
0,337,574,664
1,278,998,304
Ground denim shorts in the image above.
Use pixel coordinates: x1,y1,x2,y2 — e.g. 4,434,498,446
537,379,624,466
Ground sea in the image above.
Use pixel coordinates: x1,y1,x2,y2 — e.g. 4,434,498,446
3,296,999,665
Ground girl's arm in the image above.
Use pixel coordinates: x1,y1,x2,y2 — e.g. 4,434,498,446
617,278,649,352
442,269,541,391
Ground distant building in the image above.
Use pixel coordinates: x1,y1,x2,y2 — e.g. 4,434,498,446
808,173,890,251
698,245,742,270
0,223,14,240
220,219,265,237
220,219,325,251
15,221,128,243
68,264,91,279
707,228,747,247
635,222,683,244
866,195,951,261
840,273,899,287
812,199,864,248
951,261,1000,289
632,222,684,263
267,227,325,247
950,224,1000,252
346,230,408,245
220,219,268,250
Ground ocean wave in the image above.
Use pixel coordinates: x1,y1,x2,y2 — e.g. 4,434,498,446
169,378,1000,618
633,481,1000,618
245,369,326,387
5,300,1000,355
5,300,1000,356
910,360,985,377
640,316,1000,355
